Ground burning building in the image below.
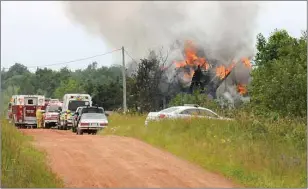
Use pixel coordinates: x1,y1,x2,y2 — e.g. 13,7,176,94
172,40,252,106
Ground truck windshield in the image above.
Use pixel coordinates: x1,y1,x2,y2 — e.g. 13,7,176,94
68,100,89,112
47,105,59,112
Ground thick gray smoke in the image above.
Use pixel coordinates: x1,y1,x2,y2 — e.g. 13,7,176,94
63,1,259,63
63,1,259,106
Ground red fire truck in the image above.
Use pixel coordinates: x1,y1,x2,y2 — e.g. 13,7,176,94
42,100,62,128
9,95,45,128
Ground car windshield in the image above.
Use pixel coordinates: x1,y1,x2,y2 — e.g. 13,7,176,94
68,101,89,112
46,105,59,112
81,113,106,120
81,107,104,114
159,107,179,113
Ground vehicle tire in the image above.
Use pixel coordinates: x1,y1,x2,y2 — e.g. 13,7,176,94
64,121,68,130
92,131,97,135
77,128,83,135
58,121,61,130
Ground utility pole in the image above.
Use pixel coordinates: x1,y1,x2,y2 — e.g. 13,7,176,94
121,46,127,113
0,67,2,116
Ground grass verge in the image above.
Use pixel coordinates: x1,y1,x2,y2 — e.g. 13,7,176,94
1,118,63,188
101,113,307,188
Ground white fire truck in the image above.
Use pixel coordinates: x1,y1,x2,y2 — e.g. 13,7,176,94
58,94,92,130
9,95,45,128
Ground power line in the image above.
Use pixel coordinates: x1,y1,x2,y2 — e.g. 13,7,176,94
124,49,139,64
2,48,122,70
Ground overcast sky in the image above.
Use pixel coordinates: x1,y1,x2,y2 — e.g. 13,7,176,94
1,1,307,72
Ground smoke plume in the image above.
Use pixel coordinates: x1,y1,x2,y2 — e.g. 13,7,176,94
63,1,260,106
63,1,260,63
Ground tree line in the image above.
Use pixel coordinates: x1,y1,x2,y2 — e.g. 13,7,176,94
1,29,306,117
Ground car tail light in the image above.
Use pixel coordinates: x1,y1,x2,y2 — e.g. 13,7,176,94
159,114,166,119
100,123,107,126
80,122,88,126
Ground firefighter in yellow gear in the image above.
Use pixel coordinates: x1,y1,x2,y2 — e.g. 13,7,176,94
36,107,43,128
65,110,71,124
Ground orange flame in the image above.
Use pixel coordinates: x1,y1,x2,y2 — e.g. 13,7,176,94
215,62,236,80
174,40,210,77
237,84,248,95
241,57,252,68
175,61,187,68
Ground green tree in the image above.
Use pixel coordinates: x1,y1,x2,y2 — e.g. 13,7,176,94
250,29,307,117
53,78,84,99
131,51,166,112
34,68,59,97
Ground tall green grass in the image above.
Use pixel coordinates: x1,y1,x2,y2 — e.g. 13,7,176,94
102,113,307,188
1,118,63,188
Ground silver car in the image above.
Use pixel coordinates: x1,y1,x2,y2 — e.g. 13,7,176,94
76,113,108,135
145,105,232,126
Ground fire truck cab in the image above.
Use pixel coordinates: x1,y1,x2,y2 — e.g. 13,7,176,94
10,95,45,128
42,100,62,129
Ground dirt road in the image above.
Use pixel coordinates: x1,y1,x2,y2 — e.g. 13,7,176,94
21,129,238,188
